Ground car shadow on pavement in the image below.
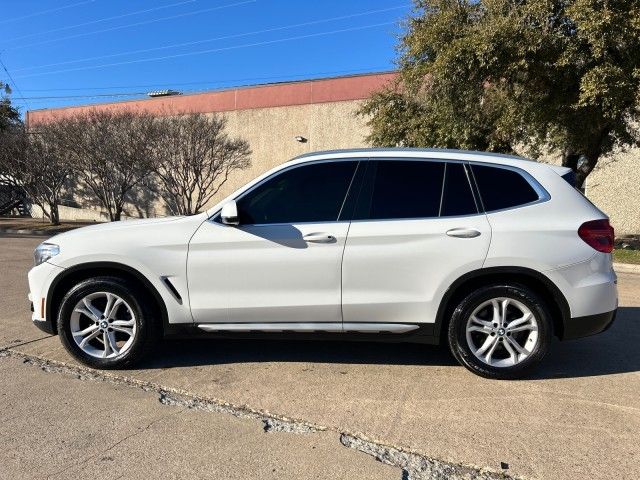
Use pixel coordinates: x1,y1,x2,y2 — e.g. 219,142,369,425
144,338,458,369
533,306,640,380
138,307,640,378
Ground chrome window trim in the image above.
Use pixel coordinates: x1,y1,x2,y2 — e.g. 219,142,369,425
208,156,550,224
291,147,534,164
347,212,487,224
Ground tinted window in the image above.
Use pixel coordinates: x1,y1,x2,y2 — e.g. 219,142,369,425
561,170,576,187
354,160,445,220
471,164,540,212
236,161,358,224
440,163,478,216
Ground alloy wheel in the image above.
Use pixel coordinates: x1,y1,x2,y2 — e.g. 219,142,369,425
69,292,137,359
465,297,539,368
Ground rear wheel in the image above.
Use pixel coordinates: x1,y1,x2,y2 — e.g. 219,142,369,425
447,284,552,379
57,276,156,369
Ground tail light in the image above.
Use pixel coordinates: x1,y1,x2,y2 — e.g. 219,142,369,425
578,219,614,253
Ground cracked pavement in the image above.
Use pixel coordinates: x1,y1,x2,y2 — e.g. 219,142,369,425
1,234,639,479
0,353,397,480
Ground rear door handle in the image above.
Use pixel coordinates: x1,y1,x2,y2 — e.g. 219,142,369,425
303,232,336,243
446,228,481,238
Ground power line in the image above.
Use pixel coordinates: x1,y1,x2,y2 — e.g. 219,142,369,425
0,55,30,110
8,0,197,43
13,5,408,73
9,0,257,51
14,92,148,100
13,67,395,100
17,67,394,93
16,22,397,79
0,0,97,25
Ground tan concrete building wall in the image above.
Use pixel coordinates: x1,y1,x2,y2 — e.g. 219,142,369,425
211,99,369,202
31,204,104,222
585,149,640,235
30,204,145,222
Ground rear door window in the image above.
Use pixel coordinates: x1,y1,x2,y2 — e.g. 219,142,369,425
471,164,540,212
353,160,445,220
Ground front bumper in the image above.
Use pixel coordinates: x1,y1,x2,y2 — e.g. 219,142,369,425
28,261,64,335
562,309,617,340
31,309,56,335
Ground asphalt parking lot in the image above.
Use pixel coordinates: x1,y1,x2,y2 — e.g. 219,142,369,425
1,233,639,479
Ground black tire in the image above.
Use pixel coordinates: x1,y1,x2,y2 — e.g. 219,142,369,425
57,276,158,369
447,284,552,380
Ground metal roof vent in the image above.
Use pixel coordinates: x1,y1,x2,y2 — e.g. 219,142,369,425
147,89,182,98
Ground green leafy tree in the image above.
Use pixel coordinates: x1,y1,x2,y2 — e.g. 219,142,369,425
0,81,21,132
360,0,640,187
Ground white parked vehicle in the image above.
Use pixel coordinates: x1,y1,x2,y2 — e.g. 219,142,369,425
28,149,618,379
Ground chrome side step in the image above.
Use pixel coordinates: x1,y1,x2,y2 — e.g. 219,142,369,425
196,322,420,334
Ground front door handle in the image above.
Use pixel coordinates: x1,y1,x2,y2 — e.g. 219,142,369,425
303,232,336,243
446,228,481,238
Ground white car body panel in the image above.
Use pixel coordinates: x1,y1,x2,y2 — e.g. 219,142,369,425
341,214,491,325
33,215,207,325
187,220,350,324
543,254,617,318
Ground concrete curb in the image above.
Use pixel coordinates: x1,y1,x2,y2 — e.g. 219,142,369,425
614,262,640,274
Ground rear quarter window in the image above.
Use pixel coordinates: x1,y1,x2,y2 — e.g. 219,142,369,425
471,164,540,212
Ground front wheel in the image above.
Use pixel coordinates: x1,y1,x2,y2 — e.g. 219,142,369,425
57,276,156,369
447,284,552,379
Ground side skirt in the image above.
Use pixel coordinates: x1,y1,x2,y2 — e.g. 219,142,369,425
162,322,439,345
197,322,419,334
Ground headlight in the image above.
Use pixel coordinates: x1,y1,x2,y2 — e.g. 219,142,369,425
34,243,60,266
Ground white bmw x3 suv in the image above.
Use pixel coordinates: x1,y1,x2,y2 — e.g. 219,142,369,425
28,148,617,379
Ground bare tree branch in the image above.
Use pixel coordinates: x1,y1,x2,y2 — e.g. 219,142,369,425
151,113,251,216
0,124,75,225
56,110,159,221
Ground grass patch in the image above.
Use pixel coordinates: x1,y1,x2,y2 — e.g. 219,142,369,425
613,248,640,265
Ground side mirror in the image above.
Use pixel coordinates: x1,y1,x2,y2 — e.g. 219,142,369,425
220,200,239,226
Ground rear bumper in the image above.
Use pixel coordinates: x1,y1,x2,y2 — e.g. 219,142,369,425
562,309,617,340
544,253,618,340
